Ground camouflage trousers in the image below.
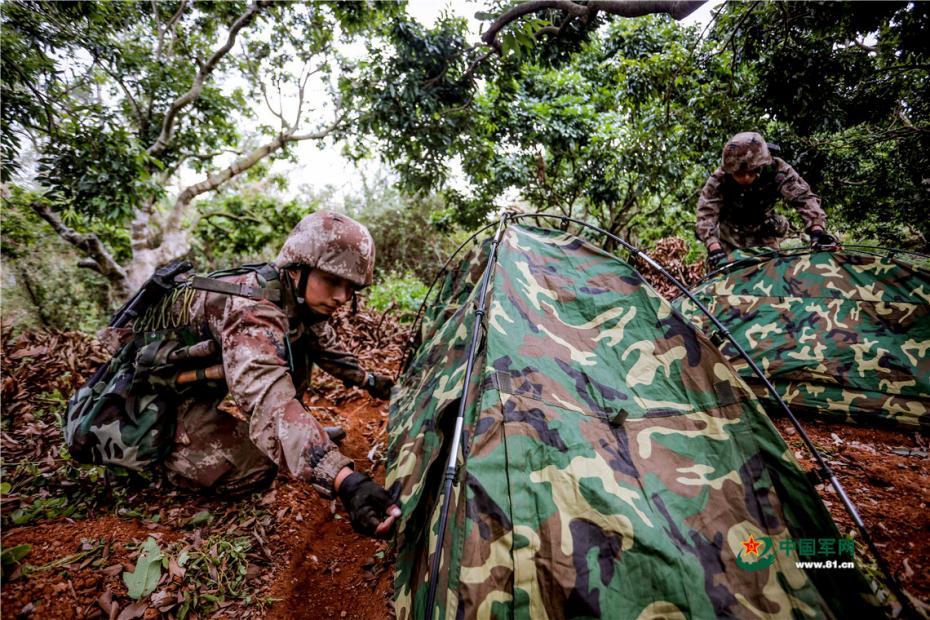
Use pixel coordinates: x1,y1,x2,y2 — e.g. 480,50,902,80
716,214,789,252
163,395,278,497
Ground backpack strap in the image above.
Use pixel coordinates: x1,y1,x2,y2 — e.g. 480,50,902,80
189,276,281,303
192,263,296,373
188,263,283,303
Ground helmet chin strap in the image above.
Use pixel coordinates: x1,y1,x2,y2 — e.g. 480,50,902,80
295,267,311,305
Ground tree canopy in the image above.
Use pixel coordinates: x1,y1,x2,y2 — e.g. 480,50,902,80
1,0,400,296
351,0,929,248
2,0,927,319
713,1,929,247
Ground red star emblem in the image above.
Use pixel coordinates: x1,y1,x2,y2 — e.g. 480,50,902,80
741,535,763,556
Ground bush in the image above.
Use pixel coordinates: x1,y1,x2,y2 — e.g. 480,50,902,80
366,273,428,320
345,175,462,282
1,192,110,333
189,188,318,271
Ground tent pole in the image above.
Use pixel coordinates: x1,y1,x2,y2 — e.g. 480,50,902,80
423,216,509,619
511,213,915,617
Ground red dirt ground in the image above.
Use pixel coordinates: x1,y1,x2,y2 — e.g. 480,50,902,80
262,397,395,620
773,417,930,610
2,516,183,619
5,404,927,618
0,394,395,620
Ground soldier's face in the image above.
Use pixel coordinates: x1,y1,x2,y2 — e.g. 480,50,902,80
732,169,759,186
302,269,355,315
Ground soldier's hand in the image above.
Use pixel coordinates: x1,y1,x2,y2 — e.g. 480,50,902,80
810,230,838,251
364,372,394,401
337,472,401,538
707,247,727,268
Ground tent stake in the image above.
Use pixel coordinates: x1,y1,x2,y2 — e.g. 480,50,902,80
511,213,916,618
423,216,509,619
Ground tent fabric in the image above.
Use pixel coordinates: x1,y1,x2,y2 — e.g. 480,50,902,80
387,225,880,619
674,249,930,430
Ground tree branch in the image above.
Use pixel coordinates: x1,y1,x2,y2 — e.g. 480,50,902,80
147,0,268,156
179,147,245,160
30,202,128,291
170,116,342,226
95,60,143,125
154,0,188,63
852,38,876,53
481,0,705,50
289,114,344,141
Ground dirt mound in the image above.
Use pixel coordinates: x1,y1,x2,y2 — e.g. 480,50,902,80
633,237,706,299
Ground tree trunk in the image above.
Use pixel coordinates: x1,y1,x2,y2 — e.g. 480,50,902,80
124,228,194,294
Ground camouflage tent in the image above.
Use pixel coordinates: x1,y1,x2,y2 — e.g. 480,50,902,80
675,248,930,430
387,224,881,619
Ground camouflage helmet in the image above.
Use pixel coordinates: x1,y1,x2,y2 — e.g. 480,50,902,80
274,211,375,287
721,132,773,174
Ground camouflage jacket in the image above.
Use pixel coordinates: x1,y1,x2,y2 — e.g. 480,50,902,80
696,157,826,248
173,267,364,495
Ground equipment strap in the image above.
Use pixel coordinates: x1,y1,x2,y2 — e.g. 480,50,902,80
189,276,282,303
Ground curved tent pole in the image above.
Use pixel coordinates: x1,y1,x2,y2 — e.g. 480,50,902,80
509,213,915,617
423,216,509,619
396,219,500,381
840,244,929,262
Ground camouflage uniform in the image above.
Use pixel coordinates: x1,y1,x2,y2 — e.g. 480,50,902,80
696,132,826,252
161,212,376,497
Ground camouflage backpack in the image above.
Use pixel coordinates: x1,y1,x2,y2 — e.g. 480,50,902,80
63,263,287,471
64,333,181,470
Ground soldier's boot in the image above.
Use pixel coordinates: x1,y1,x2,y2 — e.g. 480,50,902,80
324,426,346,443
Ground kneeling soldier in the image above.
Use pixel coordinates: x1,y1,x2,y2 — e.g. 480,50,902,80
67,211,399,538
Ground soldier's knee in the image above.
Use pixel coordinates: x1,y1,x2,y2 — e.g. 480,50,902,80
212,463,279,498
164,459,278,498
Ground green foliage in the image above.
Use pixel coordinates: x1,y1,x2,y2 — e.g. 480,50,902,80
713,1,930,248
366,273,428,319
353,2,927,250
1,544,32,577
1,0,402,301
355,14,749,242
9,497,77,526
0,0,231,199
122,537,163,600
347,16,478,192
187,510,214,527
36,123,164,223
176,534,255,615
1,192,111,332
190,188,314,270
345,175,462,281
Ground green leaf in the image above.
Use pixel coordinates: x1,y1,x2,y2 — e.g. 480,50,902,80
122,537,163,600
0,482,10,494
188,510,213,526
1,544,32,567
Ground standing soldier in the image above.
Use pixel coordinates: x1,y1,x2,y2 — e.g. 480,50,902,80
696,131,838,267
66,211,400,538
